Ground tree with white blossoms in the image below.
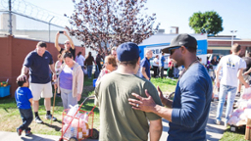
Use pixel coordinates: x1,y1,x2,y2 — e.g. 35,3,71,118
65,0,160,54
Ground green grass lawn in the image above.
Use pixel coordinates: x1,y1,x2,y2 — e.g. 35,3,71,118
151,78,177,94
220,127,246,141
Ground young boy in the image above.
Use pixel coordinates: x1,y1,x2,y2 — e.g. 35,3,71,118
15,78,33,136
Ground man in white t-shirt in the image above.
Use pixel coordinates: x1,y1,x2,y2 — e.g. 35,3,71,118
215,43,250,127
152,55,160,78
76,52,85,71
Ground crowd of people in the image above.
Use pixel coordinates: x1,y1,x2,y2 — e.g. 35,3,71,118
14,31,119,136
95,34,213,141
14,31,251,140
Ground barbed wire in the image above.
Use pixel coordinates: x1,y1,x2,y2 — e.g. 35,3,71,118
0,0,69,28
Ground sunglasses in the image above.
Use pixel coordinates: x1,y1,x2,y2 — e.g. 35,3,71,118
169,46,181,55
64,43,70,45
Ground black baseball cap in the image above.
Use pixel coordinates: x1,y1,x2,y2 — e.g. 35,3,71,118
162,34,197,53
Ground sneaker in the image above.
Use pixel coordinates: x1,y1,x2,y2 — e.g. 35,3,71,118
45,114,57,121
236,92,241,97
216,119,221,125
25,130,32,136
25,128,32,136
16,128,22,136
35,116,43,124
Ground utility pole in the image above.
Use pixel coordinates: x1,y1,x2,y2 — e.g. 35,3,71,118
9,0,12,35
230,30,237,47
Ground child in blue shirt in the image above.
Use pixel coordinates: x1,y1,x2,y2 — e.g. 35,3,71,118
15,78,33,136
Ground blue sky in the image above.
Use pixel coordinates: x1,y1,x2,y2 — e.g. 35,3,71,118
15,0,251,38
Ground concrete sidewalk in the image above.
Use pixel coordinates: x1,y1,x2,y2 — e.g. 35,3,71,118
0,101,226,141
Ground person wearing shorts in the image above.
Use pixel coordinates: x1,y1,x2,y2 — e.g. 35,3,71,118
17,41,57,124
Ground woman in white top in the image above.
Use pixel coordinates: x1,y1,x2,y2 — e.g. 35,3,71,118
75,52,85,72
152,55,159,78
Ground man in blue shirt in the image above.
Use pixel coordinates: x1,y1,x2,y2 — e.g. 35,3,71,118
140,49,153,80
17,41,57,124
160,52,166,79
129,34,212,141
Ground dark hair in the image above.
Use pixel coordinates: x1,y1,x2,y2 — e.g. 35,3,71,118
86,52,92,60
106,55,117,68
118,58,139,69
63,52,73,59
232,43,241,53
37,41,47,48
77,52,82,57
17,78,26,87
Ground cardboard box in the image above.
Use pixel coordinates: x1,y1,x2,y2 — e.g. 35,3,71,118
245,118,251,140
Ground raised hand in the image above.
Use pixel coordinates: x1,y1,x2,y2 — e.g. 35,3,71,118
128,89,156,113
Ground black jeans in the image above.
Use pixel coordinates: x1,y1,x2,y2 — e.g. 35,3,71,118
153,66,159,78
161,66,164,79
96,62,102,73
167,67,174,78
18,108,33,131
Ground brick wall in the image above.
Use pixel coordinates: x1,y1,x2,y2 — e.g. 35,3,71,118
0,36,85,97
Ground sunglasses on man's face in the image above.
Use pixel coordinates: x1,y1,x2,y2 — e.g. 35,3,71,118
65,43,70,45
169,46,181,55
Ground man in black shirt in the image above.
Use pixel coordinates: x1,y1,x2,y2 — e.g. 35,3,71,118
96,52,103,72
55,31,76,59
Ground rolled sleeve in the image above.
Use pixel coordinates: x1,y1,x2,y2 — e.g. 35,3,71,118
171,77,207,128
239,58,247,69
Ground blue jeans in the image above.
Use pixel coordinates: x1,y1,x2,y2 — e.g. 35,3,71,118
216,84,237,124
87,65,93,79
60,87,78,110
18,108,33,131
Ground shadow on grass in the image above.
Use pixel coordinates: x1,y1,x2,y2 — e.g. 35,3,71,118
0,96,16,109
84,75,96,87
224,125,246,135
55,119,62,124
80,99,99,114
3,107,9,112
43,122,61,131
